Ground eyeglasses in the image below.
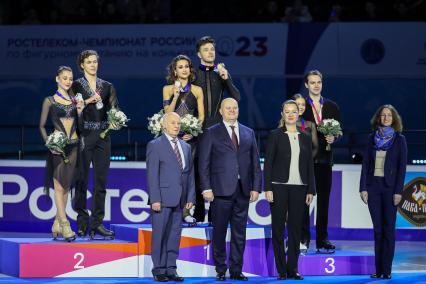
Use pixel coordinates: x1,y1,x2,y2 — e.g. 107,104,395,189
380,114,393,118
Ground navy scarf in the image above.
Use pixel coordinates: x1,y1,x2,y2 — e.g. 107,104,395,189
374,126,396,150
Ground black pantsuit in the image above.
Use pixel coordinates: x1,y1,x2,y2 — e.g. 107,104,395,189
271,184,307,274
264,128,316,276
75,132,111,228
211,182,249,274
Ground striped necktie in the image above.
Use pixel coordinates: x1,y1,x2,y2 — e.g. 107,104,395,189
171,138,183,170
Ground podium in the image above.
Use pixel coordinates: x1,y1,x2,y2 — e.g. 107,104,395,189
0,237,138,277
113,224,375,277
0,224,374,278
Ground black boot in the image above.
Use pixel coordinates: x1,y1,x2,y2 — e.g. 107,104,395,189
89,224,115,240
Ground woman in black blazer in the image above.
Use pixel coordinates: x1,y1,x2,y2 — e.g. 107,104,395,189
264,100,316,280
359,104,407,280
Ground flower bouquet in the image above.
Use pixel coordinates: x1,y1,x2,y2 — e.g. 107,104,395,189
100,108,130,139
45,131,70,163
147,109,164,137
180,113,203,137
317,119,342,151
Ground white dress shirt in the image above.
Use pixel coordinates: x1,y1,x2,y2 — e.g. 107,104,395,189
223,120,240,144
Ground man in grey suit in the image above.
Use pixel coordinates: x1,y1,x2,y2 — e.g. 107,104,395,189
146,112,195,282
198,98,262,281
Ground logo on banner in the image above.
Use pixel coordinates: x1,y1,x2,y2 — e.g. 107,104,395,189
360,38,385,64
216,36,234,57
398,177,426,227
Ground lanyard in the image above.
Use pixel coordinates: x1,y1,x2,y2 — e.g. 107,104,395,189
307,96,324,124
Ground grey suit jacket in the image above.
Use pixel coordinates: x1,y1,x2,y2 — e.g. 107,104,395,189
146,134,196,207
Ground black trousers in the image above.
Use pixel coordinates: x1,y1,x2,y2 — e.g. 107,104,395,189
314,163,332,245
300,203,310,245
367,177,397,275
74,131,111,229
270,184,307,275
191,157,207,222
211,181,249,274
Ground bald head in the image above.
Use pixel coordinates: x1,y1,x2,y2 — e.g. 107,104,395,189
162,112,181,138
219,98,239,124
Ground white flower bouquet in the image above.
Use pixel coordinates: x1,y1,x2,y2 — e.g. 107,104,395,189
180,113,203,137
45,131,70,163
317,119,342,151
147,109,164,137
100,108,130,139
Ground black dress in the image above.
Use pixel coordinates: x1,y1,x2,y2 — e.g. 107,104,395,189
165,89,199,118
39,96,79,193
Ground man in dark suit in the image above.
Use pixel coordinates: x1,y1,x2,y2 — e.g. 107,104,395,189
198,98,262,281
302,70,342,253
146,112,195,282
189,36,241,224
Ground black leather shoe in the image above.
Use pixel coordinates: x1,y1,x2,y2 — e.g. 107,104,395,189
288,272,304,280
153,274,169,282
370,273,382,278
383,274,392,279
89,224,115,239
216,272,226,281
278,273,287,280
230,272,248,281
167,273,184,281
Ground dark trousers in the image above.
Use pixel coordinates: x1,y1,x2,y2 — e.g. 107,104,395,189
367,177,397,275
74,131,111,229
151,206,183,276
191,157,207,222
300,203,310,245
211,182,249,274
314,163,332,245
270,184,306,275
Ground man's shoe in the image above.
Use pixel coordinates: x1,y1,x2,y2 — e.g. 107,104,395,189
153,274,169,282
277,273,287,280
370,273,382,278
77,224,88,237
89,224,115,240
167,273,184,282
383,274,392,279
230,272,248,281
287,272,304,280
215,272,226,281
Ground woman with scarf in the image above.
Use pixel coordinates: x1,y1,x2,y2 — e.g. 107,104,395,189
359,104,407,280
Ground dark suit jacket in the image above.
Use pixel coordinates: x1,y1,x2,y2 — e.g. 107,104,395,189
146,134,196,207
193,69,240,129
303,98,341,165
263,128,316,195
359,132,407,194
198,122,262,197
